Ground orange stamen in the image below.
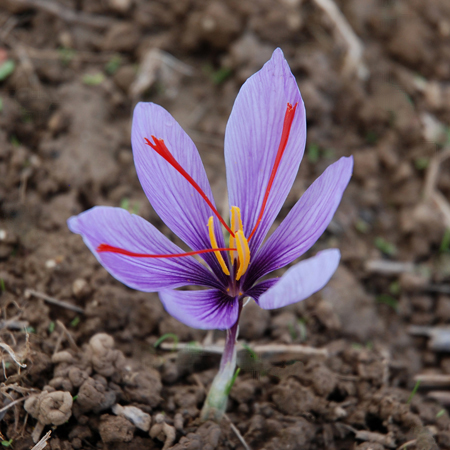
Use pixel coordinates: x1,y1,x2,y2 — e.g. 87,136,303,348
145,136,235,237
248,102,298,241
97,243,236,258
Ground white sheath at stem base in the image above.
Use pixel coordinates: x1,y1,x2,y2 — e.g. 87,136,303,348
200,321,239,422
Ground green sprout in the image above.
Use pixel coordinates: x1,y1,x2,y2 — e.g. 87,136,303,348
355,218,370,234
307,143,320,164
58,47,76,66
82,73,105,86
436,409,446,419
297,318,307,342
440,228,450,253
225,367,241,395
48,321,55,333
287,322,297,341
376,294,398,312
374,237,397,256
407,379,421,404
365,130,378,145
414,157,429,170
154,333,179,350
120,198,141,215
1,439,13,447
0,60,15,81
241,343,258,361
203,64,232,85
105,55,122,75
70,316,80,327
120,198,130,210
389,280,401,296
10,135,20,147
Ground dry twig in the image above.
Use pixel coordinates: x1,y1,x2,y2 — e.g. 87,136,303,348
159,341,328,359
24,289,84,314
423,147,450,228
313,0,368,79
413,373,450,388
365,260,415,275
31,430,52,450
14,0,113,29
224,414,251,450
0,342,27,368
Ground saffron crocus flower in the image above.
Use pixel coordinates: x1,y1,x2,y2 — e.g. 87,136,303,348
68,48,353,421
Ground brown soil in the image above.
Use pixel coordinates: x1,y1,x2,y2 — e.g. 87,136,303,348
1,0,450,449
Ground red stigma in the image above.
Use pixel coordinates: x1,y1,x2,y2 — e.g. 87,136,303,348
248,102,298,241
145,136,235,237
97,243,236,258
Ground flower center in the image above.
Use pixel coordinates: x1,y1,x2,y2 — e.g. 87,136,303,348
207,206,250,281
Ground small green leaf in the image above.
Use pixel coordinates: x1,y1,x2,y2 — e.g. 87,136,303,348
297,318,307,342
211,67,232,85
25,326,35,333
225,367,241,395
82,72,105,86
436,409,446,418
376,294,398,311
120,198,130,210
154,333,179,349
287,322,297,341
440,228,450,253
242,343,258,360
105,55,122,75
70,316,80,327
407,379,421,404
4,362,11,369
374,237,397,256
72,394,78,401
414,157,429,170
307,143,320,164
365,130,378,145
0,60,15,81
10,135,20,147
58,47,76,66
389,281,401,296
0,278,5,293
355,219,369,234
1,439,13,447
48,321,55,333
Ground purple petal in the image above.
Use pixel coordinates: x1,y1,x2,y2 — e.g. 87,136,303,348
68,206,222,291
247,156,353,286
256,249,340,310
131,102,227,280
244,279,278,302
224,48,306,253
159,289,239,330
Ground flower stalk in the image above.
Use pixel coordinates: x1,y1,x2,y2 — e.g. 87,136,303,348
200,301,242,422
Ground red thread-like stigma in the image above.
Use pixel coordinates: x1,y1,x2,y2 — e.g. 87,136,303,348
248,102,298,241
97,243,236,258
145,136,235,237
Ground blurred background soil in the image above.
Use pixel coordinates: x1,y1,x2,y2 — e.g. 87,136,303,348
1,0,450,449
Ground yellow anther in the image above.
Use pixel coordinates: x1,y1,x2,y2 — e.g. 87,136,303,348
235,230,250,281
229,206,243,264
208,216,230,276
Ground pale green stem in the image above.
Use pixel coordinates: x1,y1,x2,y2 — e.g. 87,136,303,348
200,306,241,422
